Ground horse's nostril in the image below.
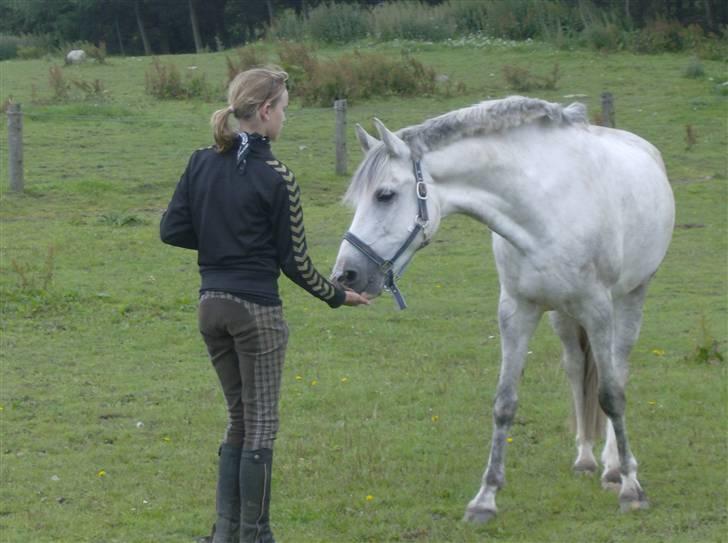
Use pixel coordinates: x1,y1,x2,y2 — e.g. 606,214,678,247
340,269,358,285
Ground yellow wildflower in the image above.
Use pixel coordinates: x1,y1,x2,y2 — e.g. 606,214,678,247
366,495,374,502
97,469,106,478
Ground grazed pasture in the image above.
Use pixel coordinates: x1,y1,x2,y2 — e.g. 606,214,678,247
0,41,725,542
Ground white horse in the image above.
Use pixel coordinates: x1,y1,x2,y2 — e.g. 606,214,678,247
332,96,674,522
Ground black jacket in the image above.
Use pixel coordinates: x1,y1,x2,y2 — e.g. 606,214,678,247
160,136,345,308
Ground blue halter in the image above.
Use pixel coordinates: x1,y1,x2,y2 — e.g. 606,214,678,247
343,160,430,310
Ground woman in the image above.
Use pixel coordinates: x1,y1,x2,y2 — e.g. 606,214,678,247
160,66,369,543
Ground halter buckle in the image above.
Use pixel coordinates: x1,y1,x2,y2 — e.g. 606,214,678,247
416,181,428,200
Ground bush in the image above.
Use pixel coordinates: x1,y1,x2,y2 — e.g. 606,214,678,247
480,0,542,40
631,19,685,53
145,58,212,100
278,43,452,107
269,9,307,41
278,41,319,95
17,45,45,59
371,1,455,42
581,22,623,51
0,33,52,60
225,45,270,85
260,0,727,57
502,63,560,91
307,2,370,44
450,0,489,34
0,34,21,60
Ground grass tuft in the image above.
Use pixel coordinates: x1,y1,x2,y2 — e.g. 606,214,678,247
97,211,147,227
685,317,725,365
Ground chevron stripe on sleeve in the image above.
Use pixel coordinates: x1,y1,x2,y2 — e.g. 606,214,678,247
266,160,339,303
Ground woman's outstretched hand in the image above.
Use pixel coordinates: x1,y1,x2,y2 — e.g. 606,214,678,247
343,290,370,306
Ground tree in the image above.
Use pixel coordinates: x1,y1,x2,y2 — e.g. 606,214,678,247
189,0,203,53
134,0,153,55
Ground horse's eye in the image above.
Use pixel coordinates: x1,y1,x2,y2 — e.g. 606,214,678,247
375,189,396,203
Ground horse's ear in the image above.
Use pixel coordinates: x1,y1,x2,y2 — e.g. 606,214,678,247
355,123,379,154
373,118,410,158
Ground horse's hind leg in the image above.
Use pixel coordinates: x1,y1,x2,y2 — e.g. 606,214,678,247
579,287,649,512
600,283,650,496
464,293,542,523
549,311,604,474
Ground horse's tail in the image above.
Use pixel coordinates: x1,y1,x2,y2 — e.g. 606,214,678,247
578,327,606,443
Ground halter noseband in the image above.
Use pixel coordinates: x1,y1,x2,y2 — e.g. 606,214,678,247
343,160,430,310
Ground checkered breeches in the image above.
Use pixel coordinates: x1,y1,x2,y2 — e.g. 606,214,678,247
199,291,289,450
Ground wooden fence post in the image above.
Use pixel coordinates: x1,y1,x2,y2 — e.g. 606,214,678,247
600,91,615,128
7,102,24,192
334,99,347,175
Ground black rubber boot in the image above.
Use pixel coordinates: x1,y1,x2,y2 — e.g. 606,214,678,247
240,448,275,543
212,443,243,543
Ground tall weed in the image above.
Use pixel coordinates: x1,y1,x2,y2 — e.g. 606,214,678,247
49,65,70,101
71,78,107,101
10,246,55,292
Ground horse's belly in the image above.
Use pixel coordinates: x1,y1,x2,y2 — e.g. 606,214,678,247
492,235,593,307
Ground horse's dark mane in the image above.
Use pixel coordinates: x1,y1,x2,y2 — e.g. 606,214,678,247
344,96,587,205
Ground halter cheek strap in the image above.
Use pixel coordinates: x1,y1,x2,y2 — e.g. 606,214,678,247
343,160,430,310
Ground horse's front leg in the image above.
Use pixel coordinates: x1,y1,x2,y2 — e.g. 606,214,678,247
464,294,542,523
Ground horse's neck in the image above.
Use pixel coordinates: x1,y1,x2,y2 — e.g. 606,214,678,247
424,132,548,252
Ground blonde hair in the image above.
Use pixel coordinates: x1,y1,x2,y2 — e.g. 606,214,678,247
211,66,289,153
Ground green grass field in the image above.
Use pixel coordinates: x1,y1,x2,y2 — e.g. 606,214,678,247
1,40,726,542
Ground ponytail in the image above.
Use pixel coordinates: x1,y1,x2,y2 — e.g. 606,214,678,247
211,106,237,153
210,66,289,153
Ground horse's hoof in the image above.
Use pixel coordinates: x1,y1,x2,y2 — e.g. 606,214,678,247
619,497,649,512
601,468,621,492
573,459,598,475
619,486,648,512
463,507,497,524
